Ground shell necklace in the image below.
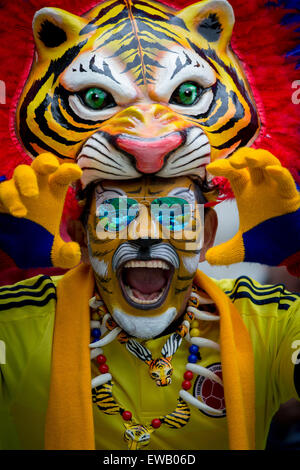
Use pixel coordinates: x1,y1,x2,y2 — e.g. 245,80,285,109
89,284,223,450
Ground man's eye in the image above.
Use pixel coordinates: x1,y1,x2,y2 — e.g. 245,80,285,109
81,87,116,110
170,82,203,106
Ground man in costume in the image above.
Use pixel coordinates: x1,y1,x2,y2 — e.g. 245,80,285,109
0,0,299,451
0,150,299,451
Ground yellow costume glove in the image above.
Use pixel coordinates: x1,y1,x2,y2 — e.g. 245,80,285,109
0,153,82,269
205,148,300,276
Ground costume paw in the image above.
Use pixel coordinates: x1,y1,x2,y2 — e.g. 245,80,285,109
206,148,300,273
51,238,82,269
205,232,245,266
0,154,82,269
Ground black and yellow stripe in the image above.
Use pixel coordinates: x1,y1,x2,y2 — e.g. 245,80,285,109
16,0,260,165
92,381,122,415
162,397,190,429
225,276,300,311
0,275,56,312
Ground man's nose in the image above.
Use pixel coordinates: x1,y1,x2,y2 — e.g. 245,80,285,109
128,204,160,240
134,238,162,249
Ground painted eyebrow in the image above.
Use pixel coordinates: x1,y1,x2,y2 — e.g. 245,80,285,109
89,55,120,84
169,185,193,196
147,188,163,195
126,187,143,194
170,52,193,81
96,185,125,196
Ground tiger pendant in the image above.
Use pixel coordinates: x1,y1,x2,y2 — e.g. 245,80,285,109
124,423,154,450
147,357,173,387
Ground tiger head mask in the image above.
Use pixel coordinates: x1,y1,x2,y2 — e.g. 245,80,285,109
16,0,260,188
85,175,216,339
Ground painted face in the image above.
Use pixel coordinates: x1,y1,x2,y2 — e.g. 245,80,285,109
87,176,204,338
16,0,260,188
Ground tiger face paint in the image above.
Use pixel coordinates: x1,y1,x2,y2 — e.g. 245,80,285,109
16,0,260,188
86,176,205,339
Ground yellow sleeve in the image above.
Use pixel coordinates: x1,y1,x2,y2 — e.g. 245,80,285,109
0,275,57,449
216,276,300,407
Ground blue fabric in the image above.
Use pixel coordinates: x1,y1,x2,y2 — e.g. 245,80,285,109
281,12,300,24
266,0,300,8
0,213,53,269
287,45,300,56
243,209,300,266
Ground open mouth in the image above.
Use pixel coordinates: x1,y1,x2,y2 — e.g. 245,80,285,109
118,259,174,310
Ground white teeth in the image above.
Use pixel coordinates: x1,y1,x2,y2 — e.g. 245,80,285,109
124,285,165,304
124,260,169,269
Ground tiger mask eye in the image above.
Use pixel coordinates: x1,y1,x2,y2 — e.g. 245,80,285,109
170,82,203,107
81,87,116,110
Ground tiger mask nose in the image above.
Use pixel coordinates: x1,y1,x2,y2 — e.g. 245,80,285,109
116,133,184,173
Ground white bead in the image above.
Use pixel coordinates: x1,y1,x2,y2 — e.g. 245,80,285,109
179,390,224,415
188,306,220,321
89,327,122,348
89,296,104,308
91,373,112,388
90,348,103,360
182,320,190,332
191,337,220,351
186,363,223,385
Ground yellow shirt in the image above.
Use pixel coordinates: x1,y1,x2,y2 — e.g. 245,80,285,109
0,274,299,450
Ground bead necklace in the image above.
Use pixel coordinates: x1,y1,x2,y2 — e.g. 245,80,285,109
89,284,224,450
91,297,195,387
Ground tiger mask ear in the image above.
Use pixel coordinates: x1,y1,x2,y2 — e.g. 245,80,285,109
33,8,88,60
175,0,234,53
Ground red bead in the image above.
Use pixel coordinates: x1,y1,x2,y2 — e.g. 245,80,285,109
122,411,132,421
184,371,193,381
96,355,107,365
99,364,109,374
182,380,192,390
151,419,162,429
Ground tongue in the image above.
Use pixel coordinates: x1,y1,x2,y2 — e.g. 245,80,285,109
124,267,167,294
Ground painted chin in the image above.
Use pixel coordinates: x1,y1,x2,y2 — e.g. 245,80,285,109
118,259,174,311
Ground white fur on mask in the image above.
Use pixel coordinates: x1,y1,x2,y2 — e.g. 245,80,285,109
182,253,200,274
112,307,177,339
87,236,108,277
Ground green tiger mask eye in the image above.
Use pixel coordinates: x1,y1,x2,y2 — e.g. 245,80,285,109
83,87,115,110
171,82,202,106
84,88,106,109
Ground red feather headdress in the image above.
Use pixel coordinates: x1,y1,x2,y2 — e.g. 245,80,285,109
0,0,299,209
